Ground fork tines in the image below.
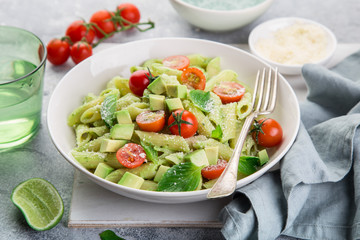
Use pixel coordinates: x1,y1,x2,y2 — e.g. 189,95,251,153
253,67,278,115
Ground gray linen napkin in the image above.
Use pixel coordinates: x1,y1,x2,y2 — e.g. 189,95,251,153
220,50,360,240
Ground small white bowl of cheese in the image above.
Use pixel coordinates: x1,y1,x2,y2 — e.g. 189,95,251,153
249,17,337,75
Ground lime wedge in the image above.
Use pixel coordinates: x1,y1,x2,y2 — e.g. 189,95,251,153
11,178,64,231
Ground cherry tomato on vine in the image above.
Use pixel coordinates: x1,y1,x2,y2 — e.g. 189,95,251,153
180,67,206,90
213,81,246,104
46,38,70,65
65,20,96,44
89,10,116,38
117,3,141,26
168,110,198,138
129,69,157,96
116,143,147,168
251,118,283,148
201,159,228,180
136,110,165,132
70,41,93,64
163,55,190,71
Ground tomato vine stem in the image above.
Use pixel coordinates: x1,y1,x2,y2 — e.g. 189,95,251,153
90,10,155,48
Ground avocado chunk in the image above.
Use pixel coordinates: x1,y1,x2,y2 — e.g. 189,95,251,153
149,94,165,110
140,180,158,191
115,109,132,124
154,165,170,183
204,146,219,165
100,139,127,152
166,84,188,99
105,168,127,183
165,98,184,112
110,123,134,140
129,162,158,180
258,149,269,165
184,149,209,167
147,76,166,94
118,172,144,189
94,163,114,179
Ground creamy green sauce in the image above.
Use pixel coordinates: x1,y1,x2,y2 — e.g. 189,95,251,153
182,0,266,10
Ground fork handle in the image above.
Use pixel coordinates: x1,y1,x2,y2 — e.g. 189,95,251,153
207,112,256,199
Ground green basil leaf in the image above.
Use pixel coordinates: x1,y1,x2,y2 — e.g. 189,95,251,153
189,90,213,113
101,94,117,128
211,125,223,140
140,141,159,165
238,156,260,176
99,230,125,240
157,162,202,192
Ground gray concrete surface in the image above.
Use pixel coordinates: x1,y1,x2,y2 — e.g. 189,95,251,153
0,0,359,239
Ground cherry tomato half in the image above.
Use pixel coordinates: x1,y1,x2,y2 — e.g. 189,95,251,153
129,70,152,96
46,38,70,65
162,55,190,71
116,143,147,168
168,110,198,138
90,10,116,38
65,20,96,44
70,41,93,64
201,159,228,180
213,81,246,104
180,67,206,90
117,3,141,26
251,118,283,148
136,110,165,132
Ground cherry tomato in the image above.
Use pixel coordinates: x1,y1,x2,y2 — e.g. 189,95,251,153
65,20,96,44
251,118,283,148
168,110,198,138
213,81,246,104
90,10,116,38
129,70,152,96
136,110,165,132
180,67,206,90
117,3,141,26
201,159,228,180
162,55,190,71
70,41,93,64
46,38,70,65
116,143,147,168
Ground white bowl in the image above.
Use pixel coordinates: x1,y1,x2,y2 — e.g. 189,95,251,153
169,0,274,32
47,38,300,204
249,17,337,75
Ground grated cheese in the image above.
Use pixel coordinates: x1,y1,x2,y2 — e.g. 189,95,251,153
255,21,329,65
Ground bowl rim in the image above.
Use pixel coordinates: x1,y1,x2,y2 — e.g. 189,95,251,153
47,37,300,202
248,17,338,69
171,0,274,13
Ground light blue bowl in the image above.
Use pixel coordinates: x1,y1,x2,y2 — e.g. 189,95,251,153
169,0,274,32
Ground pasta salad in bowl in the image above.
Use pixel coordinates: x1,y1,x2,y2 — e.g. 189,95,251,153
47,38,300,203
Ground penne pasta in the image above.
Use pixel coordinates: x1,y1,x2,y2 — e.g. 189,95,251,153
67,54,273,192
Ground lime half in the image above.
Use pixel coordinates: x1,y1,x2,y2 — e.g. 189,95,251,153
11,178,64,231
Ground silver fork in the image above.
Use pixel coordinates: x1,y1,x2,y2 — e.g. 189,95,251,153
207,67,278,199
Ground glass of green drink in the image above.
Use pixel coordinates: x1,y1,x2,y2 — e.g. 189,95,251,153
0,26,47,149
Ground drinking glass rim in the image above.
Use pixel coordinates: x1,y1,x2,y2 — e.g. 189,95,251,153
0,25,47,85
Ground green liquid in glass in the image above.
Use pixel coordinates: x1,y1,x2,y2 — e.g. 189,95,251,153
0,57,42,147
